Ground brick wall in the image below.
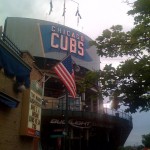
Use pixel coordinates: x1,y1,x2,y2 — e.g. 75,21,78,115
0,52,43,150
21,52,43,81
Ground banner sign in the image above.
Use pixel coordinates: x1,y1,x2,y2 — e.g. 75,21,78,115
40,24,92,61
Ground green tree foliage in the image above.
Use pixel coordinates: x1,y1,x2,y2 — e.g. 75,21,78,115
78,70,103,101
142,133,150,148
118,145,144,150
88,0,150,113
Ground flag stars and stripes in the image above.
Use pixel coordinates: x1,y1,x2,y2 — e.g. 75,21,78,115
53,55,76,98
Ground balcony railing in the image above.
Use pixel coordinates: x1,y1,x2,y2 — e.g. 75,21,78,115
0,32,22,56
42,101,132,124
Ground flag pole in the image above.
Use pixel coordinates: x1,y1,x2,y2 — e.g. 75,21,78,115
65,51,69,150
63,0,66,25
49,0,53,15
53,53,77,149
71,0,81,26
64,87,69,150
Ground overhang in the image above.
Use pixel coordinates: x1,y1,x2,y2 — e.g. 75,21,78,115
0,91,19,108
0,39,31,88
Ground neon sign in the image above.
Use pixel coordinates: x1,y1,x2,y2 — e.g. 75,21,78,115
50,119,91,129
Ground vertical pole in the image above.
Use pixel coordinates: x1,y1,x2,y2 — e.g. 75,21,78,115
41,74,45,99
80,130,82,150
63,0,66,25
65,88,69,150
86,129,89,148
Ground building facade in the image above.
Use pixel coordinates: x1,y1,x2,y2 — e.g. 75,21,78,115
0,31,43,150
0,17,133,150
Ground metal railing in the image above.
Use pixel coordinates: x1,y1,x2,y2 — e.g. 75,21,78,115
0,32,22,56
42,101,132,123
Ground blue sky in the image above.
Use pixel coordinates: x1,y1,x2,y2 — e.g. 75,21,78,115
0,0,149,146
125,111,150,146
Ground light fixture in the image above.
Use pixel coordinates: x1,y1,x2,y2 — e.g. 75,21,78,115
35,82,40,90
13,82,26,93
74,65,80,72
42,99,48,107
81,92,85,101
17,84,26,92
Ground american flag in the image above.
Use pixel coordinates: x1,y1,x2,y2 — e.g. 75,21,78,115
53,55,76,98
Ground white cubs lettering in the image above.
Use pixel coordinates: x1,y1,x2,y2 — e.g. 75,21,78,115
51,33,59,48
51,32,84,56
70,38,76,53
60,35,68,51
78,41,84,56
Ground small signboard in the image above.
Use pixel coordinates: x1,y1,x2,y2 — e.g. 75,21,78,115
20,81,42,137
27,90,42,137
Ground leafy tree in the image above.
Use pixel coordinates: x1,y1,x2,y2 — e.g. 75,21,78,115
118,145,144,150
118,146,132,150
86,0,150,113
142,133,150,148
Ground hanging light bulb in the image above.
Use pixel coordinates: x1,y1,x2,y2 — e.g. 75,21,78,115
17,84,26,92
74,65,80,72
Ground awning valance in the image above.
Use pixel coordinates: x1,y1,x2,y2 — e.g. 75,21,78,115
0,91,19,108
0,44,31,88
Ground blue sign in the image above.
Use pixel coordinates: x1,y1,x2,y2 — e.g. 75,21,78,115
35,130,40,136
40,24,92,61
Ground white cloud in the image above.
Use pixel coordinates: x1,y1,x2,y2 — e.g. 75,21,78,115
0,0,134,39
